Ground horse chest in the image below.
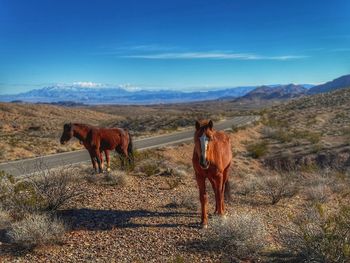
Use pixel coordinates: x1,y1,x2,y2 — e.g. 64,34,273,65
195,164,221,177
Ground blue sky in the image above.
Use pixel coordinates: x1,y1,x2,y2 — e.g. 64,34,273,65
0,0,350,94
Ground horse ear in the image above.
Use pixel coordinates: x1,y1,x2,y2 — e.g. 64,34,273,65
208,120,213,130
195,121,201,131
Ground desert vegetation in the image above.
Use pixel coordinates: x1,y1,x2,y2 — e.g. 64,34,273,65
0,119,349,262
1,88,350,262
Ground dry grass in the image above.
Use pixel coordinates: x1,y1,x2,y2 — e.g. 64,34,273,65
278,205,350,263
207,212,267,261
7,213,66,249
0,208,12,229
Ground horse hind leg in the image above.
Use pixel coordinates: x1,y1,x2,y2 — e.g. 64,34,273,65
105,150,111,172
100,150,104,172
116,146,126,169
223,165,232,203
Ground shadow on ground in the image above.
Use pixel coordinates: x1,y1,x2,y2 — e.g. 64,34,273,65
58,208,198,231
0,208,198,257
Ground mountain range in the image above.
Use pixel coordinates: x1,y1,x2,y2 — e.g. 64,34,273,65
0,74,349,105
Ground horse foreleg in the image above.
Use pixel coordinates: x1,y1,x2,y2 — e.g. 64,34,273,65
213,175,224,215
88,149,98,173
100,150,104,172
92,148,103,173
105,150,111,172
196,174,208,228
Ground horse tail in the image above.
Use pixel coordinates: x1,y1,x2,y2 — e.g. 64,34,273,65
127,130,134,165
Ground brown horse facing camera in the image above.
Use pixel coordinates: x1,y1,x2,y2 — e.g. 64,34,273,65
192,120,232,228
60,123,133,173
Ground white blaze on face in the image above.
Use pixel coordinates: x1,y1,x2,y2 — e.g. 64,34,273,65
199,134,209,160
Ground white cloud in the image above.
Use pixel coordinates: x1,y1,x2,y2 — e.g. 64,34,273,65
72,81,103,88
122,51,307,61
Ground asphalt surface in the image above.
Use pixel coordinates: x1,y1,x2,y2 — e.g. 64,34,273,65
0,116,259,176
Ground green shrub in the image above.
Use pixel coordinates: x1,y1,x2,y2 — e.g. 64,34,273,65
247,141,268,158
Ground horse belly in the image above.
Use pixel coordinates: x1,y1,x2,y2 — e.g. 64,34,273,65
100,139,115,151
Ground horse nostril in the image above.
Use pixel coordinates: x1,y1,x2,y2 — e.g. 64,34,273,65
199,156,208,167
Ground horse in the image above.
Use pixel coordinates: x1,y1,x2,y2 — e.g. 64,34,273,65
192,119,232,228
60,123,133,173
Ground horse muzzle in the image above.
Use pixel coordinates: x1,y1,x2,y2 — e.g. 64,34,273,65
199,156,210,169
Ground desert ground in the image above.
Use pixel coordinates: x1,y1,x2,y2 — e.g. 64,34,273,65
0,90,349,262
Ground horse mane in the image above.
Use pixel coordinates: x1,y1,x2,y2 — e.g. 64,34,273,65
196,120,212,130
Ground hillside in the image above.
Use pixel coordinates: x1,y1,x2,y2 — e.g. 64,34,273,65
308,74,350,94
258,87,350,169
240,84,307,101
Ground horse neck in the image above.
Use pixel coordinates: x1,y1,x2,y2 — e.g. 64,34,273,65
72,124,90,141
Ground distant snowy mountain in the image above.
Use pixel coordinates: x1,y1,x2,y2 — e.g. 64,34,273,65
0,84,257,104
0,81,321,105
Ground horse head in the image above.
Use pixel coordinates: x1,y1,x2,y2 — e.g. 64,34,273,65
194,119,214,169
60,123,73,145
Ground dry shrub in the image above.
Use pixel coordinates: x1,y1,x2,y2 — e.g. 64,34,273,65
170,192,198,210
302,168,349,203
136,160,160,176
161,165,188,190
208,212,267,261
278,205,350,263
29,166,84,211
0,165,84,218
7,213,66,249
305,184,330,204
0,208,12,229
233,173,259,195
103,170,130,187
257,171,298,205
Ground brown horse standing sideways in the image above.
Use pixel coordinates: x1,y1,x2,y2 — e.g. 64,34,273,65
60,123,133,173
192,119,232,228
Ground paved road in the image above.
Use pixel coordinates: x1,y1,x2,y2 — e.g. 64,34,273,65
0,116,259,176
